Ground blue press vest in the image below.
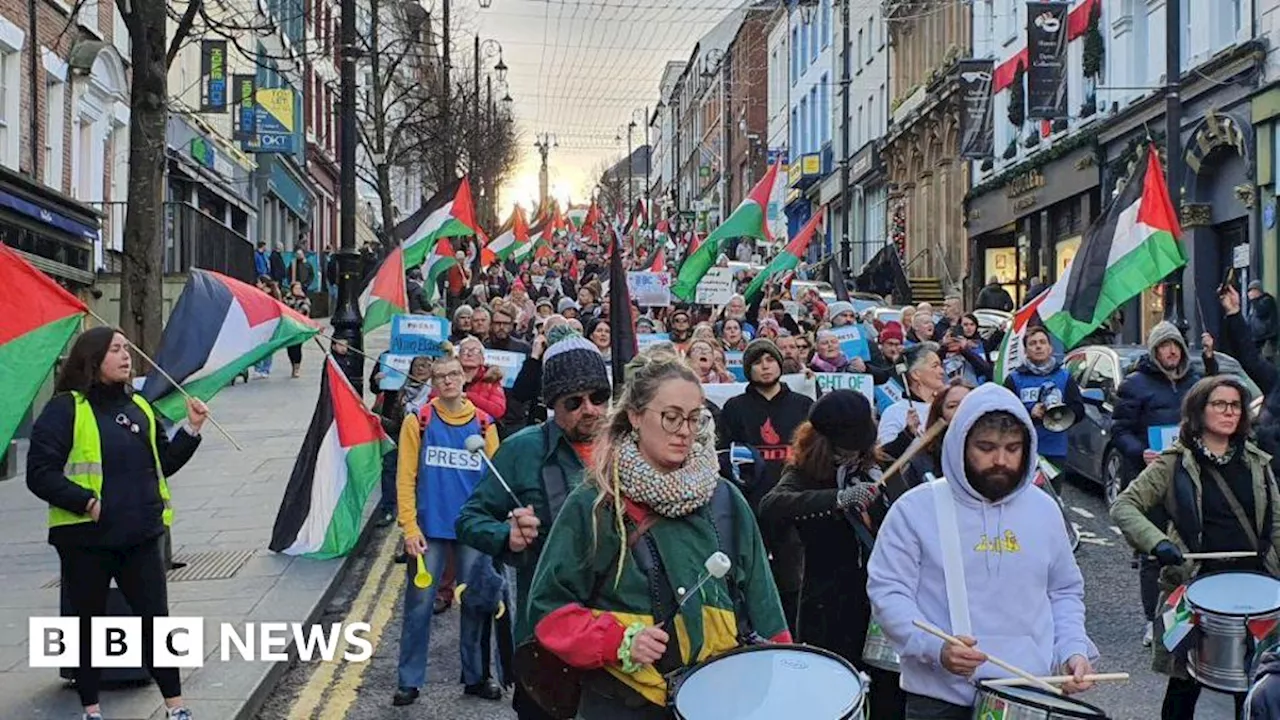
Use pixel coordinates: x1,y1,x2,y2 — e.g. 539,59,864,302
1009,367,1070,458
417,407,487,540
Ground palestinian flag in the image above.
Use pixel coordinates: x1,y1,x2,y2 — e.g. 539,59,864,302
1158,584,1198,654
993,289,1049,382
359,246,407,334
269,355,392,559
1037,146,1186,348
396,178,478,269
422,238,459,302
744,208,823,302
0,243,87,450
672,161,781,300
140,270,320,422
485,205,529,266
650,248,667,273
566,205,589,229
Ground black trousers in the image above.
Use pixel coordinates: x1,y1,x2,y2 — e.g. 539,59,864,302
904,692,970,720
513,682,559,720
1161,676,1244,720
287,344,303,365
57,535,182,706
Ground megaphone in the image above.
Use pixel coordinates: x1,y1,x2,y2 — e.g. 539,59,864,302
1042,402,1076,432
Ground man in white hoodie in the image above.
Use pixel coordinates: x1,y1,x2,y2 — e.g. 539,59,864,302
868,383,1099,718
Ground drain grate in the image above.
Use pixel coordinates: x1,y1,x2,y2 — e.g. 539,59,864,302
42,549,256,588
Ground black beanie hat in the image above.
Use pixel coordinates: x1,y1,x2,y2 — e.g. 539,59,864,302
742,338,783,380
808,390,875,451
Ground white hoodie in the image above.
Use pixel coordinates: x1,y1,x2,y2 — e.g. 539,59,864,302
867,383,1098,707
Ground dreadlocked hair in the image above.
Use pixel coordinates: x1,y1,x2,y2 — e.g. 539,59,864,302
587,348,705,589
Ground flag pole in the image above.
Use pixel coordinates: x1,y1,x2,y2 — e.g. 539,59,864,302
84,309,244,452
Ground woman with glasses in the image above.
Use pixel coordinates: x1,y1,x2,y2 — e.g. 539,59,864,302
686,339,734,384
1112,375,1280,720
451,336,507,421
526,350,791,719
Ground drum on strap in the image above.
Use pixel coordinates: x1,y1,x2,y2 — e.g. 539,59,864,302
973,681,1109,719
669,644,867,720
1184,571,1280,693
861,619,900,673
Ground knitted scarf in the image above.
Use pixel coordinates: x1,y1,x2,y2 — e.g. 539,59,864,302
810,353,849,373
1022,356,1060,376
615,431,719,518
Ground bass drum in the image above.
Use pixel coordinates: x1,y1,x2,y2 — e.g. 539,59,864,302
670,644,867,720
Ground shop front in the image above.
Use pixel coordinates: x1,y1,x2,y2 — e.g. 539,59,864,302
0,163,100,289
847,141,888,274
964,140,1101,308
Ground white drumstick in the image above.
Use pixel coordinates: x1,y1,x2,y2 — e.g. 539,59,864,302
465,434,523,509
661,552,733,627
984,673,1130,687
913,620,1062,695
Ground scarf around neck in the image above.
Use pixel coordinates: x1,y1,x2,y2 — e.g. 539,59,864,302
615,431,719,518
1023,356,1060,376
810,353,849,373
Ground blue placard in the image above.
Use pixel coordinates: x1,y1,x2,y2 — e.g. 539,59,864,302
724,351,746,382
637,332,670,351
874,378,904,414
1148,425,1178,452
484,349,527,389
374,353,414,391
831,325,871,361
390,315,451,357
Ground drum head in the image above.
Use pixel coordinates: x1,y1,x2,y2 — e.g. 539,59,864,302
1186,572,1280,616
673,645,863,720
979,682,1107,718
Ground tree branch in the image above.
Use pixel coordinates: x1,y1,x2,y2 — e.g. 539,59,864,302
168,0,204,67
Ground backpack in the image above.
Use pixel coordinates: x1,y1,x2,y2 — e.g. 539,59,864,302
416,403,493,439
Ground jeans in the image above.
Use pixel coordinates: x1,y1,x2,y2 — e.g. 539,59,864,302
254,353,273,375
397,540,489,689
57,535,183,706
377,451,397,515
904,692,970,720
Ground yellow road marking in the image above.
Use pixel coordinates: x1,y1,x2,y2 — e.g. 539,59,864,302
321,554,406,716
286,528,401,720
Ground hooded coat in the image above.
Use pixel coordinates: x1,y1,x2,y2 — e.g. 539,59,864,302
1247,651,1280,718
867,384,1097,707
1112,321,1217,480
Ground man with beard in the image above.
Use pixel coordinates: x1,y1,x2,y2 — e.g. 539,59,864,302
486,303,534,437
668,307,694,352
1111,320,1217,647
456,335,610,720
718,338,814,632
867,321,906,385
869,384,1099,719
471,306,492,343
775,331,805,374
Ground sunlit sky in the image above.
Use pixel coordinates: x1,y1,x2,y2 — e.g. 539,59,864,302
464,0,743,214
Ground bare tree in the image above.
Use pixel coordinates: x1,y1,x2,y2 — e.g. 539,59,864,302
595,160,628,220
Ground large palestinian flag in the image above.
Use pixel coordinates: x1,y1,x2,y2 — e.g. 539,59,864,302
0,243,87,450
672,161,781,300
485,205,529,266
1037,145,1185,348
744,208,823,302
139,270,320,421
396,178,478,269
269,355,392,559
422,238,459,302
359,246,408,334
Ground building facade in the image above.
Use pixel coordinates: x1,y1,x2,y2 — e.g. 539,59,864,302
303,0,340,265
765,7,789,240
783,0,836,253
839,0,890,273
883,0,972,290
724,10,770,214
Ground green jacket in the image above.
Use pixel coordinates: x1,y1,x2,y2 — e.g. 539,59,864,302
526,480,788,708
455,420,587,643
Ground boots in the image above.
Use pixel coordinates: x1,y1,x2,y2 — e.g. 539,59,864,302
291,364,301,378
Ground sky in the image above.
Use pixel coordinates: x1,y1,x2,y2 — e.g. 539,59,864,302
464,0,747,215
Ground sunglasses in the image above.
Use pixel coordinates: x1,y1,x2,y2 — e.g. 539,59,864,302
562,388,611,411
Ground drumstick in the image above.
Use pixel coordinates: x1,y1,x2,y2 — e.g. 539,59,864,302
984,673,1130,687
1174,551,1258,561
880,419,949,485
912,620,1063,695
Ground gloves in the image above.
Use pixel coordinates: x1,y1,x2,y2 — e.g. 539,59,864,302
837,482,879,512
1151,540,1185,567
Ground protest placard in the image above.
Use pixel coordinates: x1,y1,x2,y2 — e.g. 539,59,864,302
390,315,451,357
702,374,817,408
830,325,870,360
874,378,904,414
484,349,527,389
814,373,875,404
1148,425,1178,452
637,333,671,351
627,271,672,307
373,354,416,391
695,267,735,305
724,350,745,381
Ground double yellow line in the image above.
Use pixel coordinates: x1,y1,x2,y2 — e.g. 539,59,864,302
286,528,405,720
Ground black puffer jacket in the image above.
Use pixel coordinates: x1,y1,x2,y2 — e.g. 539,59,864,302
1248,651,1280,718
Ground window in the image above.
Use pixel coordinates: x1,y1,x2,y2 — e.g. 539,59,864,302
810,16,819,62
0,53,15,170
791,107,798,154
820,74,829,145
1004,0,1019,44
809,86,818,151
79,0,100,36
822,0,831,47
865,18,874,62
856,105,863,148
45,77,65,189
799,96,808,152
791,27,799,84
800,20,808,73
868,93,876,138
856,29,863,71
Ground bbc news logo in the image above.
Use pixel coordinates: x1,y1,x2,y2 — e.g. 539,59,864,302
28,618,373,668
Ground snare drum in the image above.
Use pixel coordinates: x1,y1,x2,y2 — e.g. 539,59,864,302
973,681,1109,719
670,644,867,720
861,620,901,672
1184,571,1280,693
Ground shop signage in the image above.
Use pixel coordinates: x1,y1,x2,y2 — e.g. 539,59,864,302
1006,169,1045,197
849,143,879,183
957,59,995,159
200,40,227,113
190,137,215,169
232,75,257,141
1026,2,1069,119
789,153,823,190
966,145,1098,238
243,88,298,154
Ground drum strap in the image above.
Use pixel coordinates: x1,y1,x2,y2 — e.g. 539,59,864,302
1204,467,1261,550
930,478,973,637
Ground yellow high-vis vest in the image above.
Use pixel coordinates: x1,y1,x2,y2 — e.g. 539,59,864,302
49,391,173,528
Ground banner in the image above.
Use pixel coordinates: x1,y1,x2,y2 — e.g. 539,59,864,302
814,373,875,404
484,349,527,389
702,374,817,409
232,75,257,140
637,333,671,351
200,40,228,113
695,267,735,305
627,271,672,307
1026,2,1069,119
244,88,298,154
389,315,451,357
957,59,995,159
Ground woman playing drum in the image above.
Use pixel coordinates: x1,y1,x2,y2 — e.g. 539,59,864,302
525,351,791,719
1112,375,1280,720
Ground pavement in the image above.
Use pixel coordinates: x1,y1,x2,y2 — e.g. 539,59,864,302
0,340,390,720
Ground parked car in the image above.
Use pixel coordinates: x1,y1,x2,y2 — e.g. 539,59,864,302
1062,345,1263,505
